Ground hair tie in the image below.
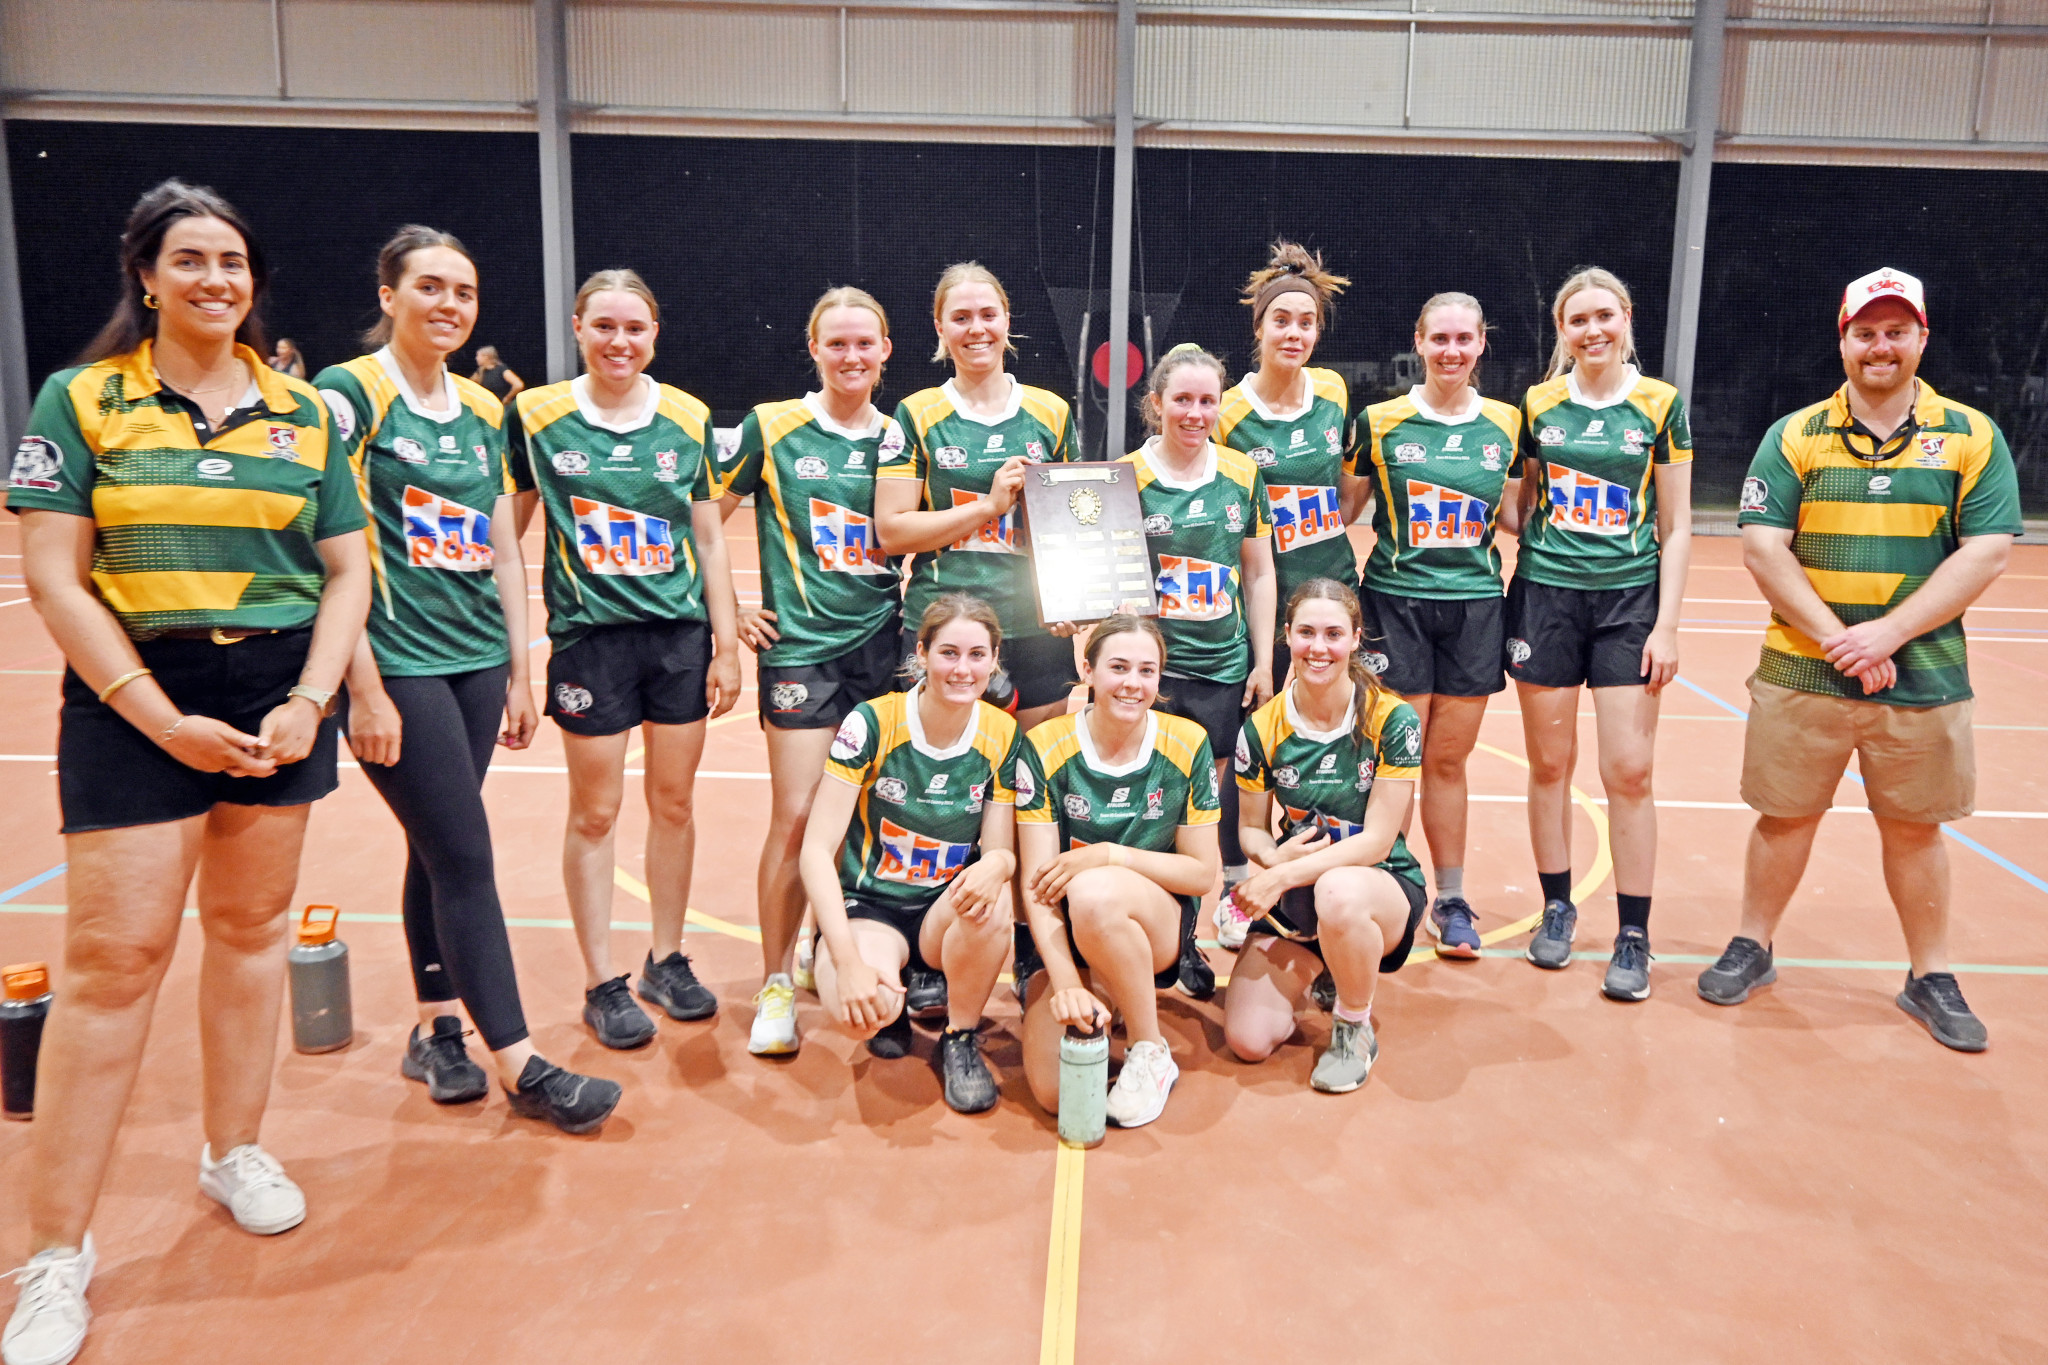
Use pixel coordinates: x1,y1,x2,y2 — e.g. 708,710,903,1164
1252,272,1324,325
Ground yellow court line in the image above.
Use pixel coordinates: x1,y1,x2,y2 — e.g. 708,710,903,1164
1462,740,1614,949
1039,1140,1087,1365
622,707,757,765
610,864,763,944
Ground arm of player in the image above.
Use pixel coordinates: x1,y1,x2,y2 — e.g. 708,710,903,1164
259,530,371,767
1233,778,1414,918
1240,536,1277,710
873,456,1029,556
1642,460,1692,693
489,493,538,749
1823,533,2013,678
1741,524,1891,695
690,499,743,719
1497,474,1527,537
342,632,401,766
1340,472,1374,529
799,774,897,1031
948,799,1018,925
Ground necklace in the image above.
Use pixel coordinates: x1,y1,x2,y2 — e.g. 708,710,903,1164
159,362,248,398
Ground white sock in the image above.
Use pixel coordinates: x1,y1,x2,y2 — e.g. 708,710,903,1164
1224,862,1250,886
1333,999,1371,1025
1434,867,1464,904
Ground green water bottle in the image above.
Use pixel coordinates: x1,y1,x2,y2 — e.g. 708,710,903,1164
1058,1022,1108,1148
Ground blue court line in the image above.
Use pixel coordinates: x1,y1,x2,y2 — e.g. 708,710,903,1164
0,863,65,904
1672,674,2048,897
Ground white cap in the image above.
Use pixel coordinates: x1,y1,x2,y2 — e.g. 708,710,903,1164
1838,267,1927,333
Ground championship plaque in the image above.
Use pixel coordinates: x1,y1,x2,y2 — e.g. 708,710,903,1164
1019,461,1158,624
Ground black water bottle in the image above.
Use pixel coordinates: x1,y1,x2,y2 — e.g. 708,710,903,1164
1,962,53,1119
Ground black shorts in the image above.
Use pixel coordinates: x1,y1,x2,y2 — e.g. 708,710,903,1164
842,893,935,973
899,626,1077,713
1061,892,1198,991
1504,576,1656,690
1357,587,1505,698
56,628,340,834
759,618,902,731
1159,673,1244,765
1245,873,1428,974
546,619,711,736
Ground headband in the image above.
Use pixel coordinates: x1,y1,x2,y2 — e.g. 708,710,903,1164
1253,268,1324,324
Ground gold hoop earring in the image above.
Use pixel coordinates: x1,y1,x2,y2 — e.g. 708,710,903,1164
142,294,160,310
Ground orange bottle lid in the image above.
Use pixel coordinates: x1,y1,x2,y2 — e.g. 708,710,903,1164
298,905,340,946
3,963,50,1000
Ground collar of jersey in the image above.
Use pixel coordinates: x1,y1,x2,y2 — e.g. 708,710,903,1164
1075,706,1157,778
374,346,462,424
1136,437,1217,491
802,391,885,440
1406,386,1483,426
1284,679,1357,744
941,374,1022,426
1237,370,1313,423
902,682,979,760
1565,363,1641,411
572,373,661,433
122,339,294,416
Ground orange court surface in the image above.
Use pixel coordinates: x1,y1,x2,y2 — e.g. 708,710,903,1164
0,516,2044,1364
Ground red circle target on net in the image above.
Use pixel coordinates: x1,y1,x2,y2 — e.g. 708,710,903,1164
1092,341,1144,390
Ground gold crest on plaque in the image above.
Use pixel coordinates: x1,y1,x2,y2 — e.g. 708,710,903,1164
1068,487,1104,526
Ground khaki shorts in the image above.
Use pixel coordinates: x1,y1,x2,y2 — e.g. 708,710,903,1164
1740,677,1975,824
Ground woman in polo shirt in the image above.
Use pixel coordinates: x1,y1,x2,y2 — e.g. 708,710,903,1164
5,180,369,1365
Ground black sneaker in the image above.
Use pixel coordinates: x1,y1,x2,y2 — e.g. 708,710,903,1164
1308,967,1336,1013
904,966,949,1022
868,1011,914,1060
1174,937,1216,1001
1013,924,1044,1008
505,1055,622,1135
1696,936,1776,1005
1526,899,1578,970
1897,971,1989,1052
584,975,657,1049
1602,926,1652,1002
934,1027,999,1113
638,951,718,1021
401,1015,489,1103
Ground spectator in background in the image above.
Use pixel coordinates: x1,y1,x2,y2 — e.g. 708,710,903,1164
267,335,306,378
471,344,524,402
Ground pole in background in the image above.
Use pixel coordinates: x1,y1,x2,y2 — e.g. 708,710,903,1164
0,121,30,452
536,0,577,384
1103,0,1136,458
1662,0,1727,404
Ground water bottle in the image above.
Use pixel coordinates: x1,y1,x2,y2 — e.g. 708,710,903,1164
288,905,352,1054
1057,1022,1108,1148
0,963,52,1119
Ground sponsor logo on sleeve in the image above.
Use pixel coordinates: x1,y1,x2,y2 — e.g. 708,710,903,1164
811,499,892,574
876,818,972,886
879,422,907,461
1361,650,1389,675
319,390,356,442
553,683,593,714
769,682,810,713
1235,732,1253,772
571,496,674,575
196,457,234,481
1013,764,1036,805
550,449,589,476
8,436,62,491
403,485,495,571
1206,766,1220,804
1391,724,1422,766
1544,464,1631,536
1740,477,1768,513
394,437,430,465
1063,793,1091,819
831,711,869,761
1406,480,1491,547
935,445,968,470
873,776,909,804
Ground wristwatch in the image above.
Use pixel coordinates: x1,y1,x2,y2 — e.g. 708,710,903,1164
287,684,337,715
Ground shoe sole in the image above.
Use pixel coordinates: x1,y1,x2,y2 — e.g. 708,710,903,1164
1427,917,1482,960
400,1051,490,1105
507,1091,620,1136
748,1029,800,1057
1602,976,1652,1003
636,984,717,1022
584,1014,656,1050
1311,1070,1368,1094
1526,940,1575,970
1106,1067,1178,1128
1696,965,1776,1006
1895,992,1989,1052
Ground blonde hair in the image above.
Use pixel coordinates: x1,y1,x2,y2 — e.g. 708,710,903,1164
1283,577,1385,750
1545,266,1638,381
574,267,660,323
1138,342,1228,435
1240,239,1351,333
930,261,1017,364
1413,291,1489,391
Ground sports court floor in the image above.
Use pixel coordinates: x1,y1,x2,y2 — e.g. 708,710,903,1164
0,517,2043,1364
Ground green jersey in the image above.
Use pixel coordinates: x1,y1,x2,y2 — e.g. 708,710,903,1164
1236,683,1424,890
1017,708,1218,856
1349,389,1521,600
822,687,1021,913
1120,441,1272,684
883,378,1076,638
1215,367,1356,601
1516,367,1692,591
1737,381,2023,708
721,395,903,666
315,351,513,676
508,377,720,648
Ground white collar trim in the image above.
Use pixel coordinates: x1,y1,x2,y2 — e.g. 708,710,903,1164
802,392,885,440
941,374,1022,426
1239,370,1313,423
1075,707,1157,778
1284,679,1357,745
903,683,979,761
374,347,460,422
1138,437,1217,491
1566,363,1641,410
1407,386,1483,426
572,373,661,433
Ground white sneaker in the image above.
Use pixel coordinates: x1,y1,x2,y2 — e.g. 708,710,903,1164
198,1144,306,1235
791,935,816,993
748,974,800,1056
1215,887,1248,951
2,1234,94,1365
1104,1040,1179,1129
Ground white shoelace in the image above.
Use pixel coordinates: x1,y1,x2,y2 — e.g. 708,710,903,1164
217,1145,290,1194
5,1252,85,1320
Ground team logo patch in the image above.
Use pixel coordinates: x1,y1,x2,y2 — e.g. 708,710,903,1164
1325,427,1342,455
1356,757,1376,792
1481,443,1503,472
811,499,891,575
873,777,909,805
404,485,494,571
8,436,61,491
948,489,1019,554
1274,765,1300,789
1144,513,1174,535
267,425,299,460
1868,475,1893,495
1545,464,1631,537
1394,442,1427,464
1406,481,1490,548
319,390,357,442
831,711,869,762
935,446,968,469
877,818,971,886
1225,502,1244,532
795,456,829,480
1248,446,1277,468
654,450,679,482
475,444,491,475
1361,650,1389,675
1740,477,1769,513
197,458,234,480
394,437,430,466
1013,765,1036,805
1144,788,1165,819
572,497,675,575
1507,637,1532,665
1537,426,1566,447
551,449,589,476
553,683,593,714
1064,794,1091,819
1622,429,1647,456
967,782,986,814
1026,440,1046,461
1917,434,1946,460
1156,555,1234,622
769,682,810,713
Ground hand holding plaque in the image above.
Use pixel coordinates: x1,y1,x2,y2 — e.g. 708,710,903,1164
1019,462,1158,625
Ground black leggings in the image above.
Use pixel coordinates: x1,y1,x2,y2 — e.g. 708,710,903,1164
341,666,529,1052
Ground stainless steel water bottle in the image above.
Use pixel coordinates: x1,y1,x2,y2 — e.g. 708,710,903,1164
0,962,52,1119
1058,1022,1108,1148
288,905,352,1054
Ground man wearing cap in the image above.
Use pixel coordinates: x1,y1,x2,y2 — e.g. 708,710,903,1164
1696,267,2021,1051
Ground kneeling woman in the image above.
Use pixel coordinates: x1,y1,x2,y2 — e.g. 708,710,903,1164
1223,579,1426,1093
800,595,1022,1112
1017,616,1221,1130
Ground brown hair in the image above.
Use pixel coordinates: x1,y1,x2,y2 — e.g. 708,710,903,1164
809,285,890,390
1138,343,1228,435
1282,577,1385,749
916,592,1001,655
79,179,270,365
1413,291,1490,391
1544,266,1638,382
930,261,1017,364
574,268,660,323
1081,614,1169,705
363,224,475,349
1240,239,1350,333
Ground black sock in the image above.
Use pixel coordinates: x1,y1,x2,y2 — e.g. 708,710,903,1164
1538,871,1573,906
1617,894,1651,932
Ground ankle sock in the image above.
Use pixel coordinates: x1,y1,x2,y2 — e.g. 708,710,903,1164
1223,862,1250,887
1538,870,1573,905
1434,867,1464,904
1617,894,1651,932
1333,1000,1371,1025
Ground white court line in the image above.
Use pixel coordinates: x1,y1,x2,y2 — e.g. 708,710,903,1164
1683,597,2048,614
1465,793,2048,819
1678,626,2047,642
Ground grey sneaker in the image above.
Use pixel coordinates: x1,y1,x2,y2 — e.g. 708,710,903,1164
1310,1017,1377,1093
583,975,657,1049
401,1016,489,1103
1696,936,1776,1005
1526,900,1577,970
1602,926,1652,1002
637,951,717,1021
1896,971,1989,1053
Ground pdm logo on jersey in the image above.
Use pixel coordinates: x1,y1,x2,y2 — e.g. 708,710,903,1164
876,819,971,887
1156,555,1233,621
571,497,675,575
810,499,891,575
1406,481,1489,547
1545,464,1631,536
948,489,1019,554
404,485,495,571
1268,484,1343,554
